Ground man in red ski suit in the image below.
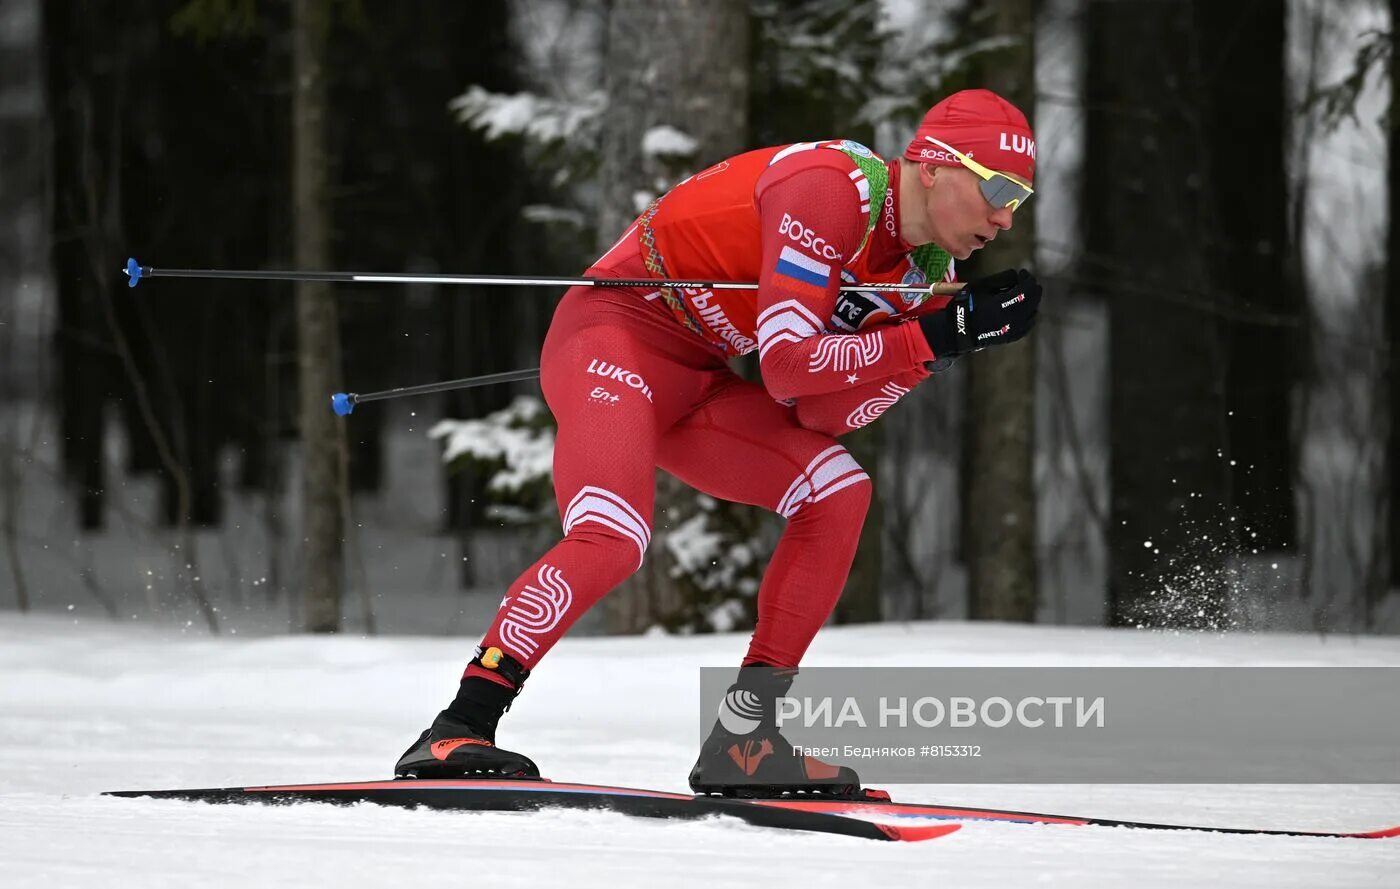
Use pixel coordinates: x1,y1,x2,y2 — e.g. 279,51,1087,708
398,89,1042,797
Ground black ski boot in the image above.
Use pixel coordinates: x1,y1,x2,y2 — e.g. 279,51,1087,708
689,665,864,799
395,647,539,780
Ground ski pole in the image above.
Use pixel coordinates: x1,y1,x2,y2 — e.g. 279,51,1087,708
123,256,968,417
122,257,965,297
331,367,542,416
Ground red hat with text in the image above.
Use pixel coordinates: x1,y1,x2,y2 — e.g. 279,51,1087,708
904,89,1036,184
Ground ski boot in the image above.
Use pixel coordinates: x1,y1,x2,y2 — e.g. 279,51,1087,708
689,664,867,799
395,646,539,780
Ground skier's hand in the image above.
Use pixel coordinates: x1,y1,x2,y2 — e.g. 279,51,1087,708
918,268,1041,359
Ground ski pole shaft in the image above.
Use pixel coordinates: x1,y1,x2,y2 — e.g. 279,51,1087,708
127,256,967,417
123,257,964,296
331,367,541,416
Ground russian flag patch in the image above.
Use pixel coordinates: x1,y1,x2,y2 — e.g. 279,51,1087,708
773,246,832,298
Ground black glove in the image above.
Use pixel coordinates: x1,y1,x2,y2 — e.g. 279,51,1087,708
918,268,1042,360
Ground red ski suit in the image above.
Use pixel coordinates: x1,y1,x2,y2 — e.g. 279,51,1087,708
469,140,958,680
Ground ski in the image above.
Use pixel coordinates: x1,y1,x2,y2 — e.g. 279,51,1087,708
104,778,1400,841
103,779,959,843
744,796,1400,840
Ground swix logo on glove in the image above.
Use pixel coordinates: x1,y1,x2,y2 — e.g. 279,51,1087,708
586,359,653,402
955,305,967,336
1000,293,1026,309
977,324,1012,342
778,213,842,261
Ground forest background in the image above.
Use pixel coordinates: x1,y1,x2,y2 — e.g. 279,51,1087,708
2,0,1396,639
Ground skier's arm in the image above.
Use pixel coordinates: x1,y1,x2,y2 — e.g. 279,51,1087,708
793,366,929,438
754,160,935,401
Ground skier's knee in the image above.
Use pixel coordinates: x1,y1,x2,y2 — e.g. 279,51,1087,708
560,485,651,574
775,445,871,521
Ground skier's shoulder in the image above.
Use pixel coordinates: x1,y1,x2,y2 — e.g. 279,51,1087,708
755,139,882,211
760,138,884,180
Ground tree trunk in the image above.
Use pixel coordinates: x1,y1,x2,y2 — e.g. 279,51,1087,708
42,0,109,532
1389,0,1400,596
1085,0,1229,627
963,0,1038,622
293,0,345,633
1201,0,1297,556
598,0,749,633
0,0,43,612
597,0,749,252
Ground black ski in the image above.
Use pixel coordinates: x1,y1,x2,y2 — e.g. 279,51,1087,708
104,777,1400,841
104,778,958,842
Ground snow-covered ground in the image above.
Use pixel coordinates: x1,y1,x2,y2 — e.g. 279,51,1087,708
1,614,1397,888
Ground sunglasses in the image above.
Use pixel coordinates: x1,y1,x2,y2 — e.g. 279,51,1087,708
923,136,1034,211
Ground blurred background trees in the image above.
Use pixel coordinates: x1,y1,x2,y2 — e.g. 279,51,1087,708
1,0,1396,636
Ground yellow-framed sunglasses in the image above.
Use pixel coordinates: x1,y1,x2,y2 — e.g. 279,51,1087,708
923,135,1034,212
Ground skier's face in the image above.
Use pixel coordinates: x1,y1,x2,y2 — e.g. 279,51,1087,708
920,164,1016,260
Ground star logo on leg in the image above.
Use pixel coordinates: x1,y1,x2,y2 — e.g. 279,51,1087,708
845,373,860,385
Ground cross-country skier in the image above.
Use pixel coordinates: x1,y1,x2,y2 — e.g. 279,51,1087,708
396,89,1041,798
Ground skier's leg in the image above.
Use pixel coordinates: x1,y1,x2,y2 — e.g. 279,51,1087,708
463,326,670,679
397,292,708,779
657,373,872,668
658,374,872,797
